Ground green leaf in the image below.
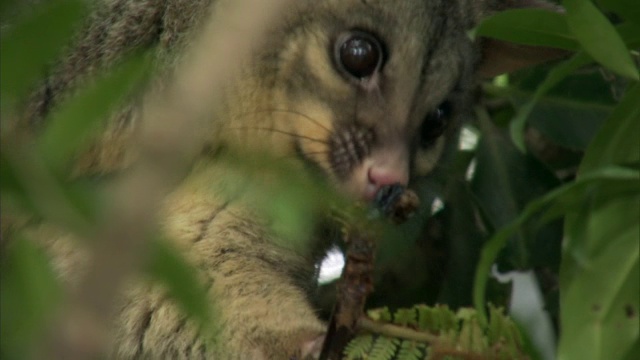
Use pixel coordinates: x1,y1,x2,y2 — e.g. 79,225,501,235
344,335,375,360
559,195,639,360
507,52,593,151
473,166,640,323
369,337,399,360
508,61,617,151
457,313,488,353
618,22,640,47
1,236,62,359
397,340,425,360
0,143,96,234
0,0,88,107
471,119,561,271
0,149,33,213
525,98,612,151
415,304,457,333
0,0,18,21
621,340,640,360
393,308,418,327
474,8,579,50
37,52,151,171
579,83,640,173
147,238,216,329
368,307,393,323
435,150,487,309
558,83,640,360
597,0,640,25
563,0,639,80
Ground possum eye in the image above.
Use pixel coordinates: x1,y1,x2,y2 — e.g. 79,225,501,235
419,101,452,148
335,31,384,79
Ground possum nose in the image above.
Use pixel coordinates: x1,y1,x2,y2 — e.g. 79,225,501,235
366,163,409,200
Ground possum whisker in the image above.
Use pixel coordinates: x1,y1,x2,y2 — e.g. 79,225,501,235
231,108,332,134
226,125,329,145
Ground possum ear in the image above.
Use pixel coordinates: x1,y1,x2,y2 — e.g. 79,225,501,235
476,0,571,78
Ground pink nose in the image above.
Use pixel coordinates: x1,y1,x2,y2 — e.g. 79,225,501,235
366,165,409,200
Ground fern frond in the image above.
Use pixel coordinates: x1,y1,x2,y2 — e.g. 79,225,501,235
343,304,530,360
369,307,393,322
457,313,488,354
393,308,418,327
396,340,425,360
416,304,456,333
369,336,400,360
344,334,375,360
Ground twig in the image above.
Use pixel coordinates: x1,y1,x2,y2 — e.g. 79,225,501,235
319,224,377,360
357,317,439,344
319,185,420,359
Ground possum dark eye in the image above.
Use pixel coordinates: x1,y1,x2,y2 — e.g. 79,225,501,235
419,101,452,148
335,31,384,79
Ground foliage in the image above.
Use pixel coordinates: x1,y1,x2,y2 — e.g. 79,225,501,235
343,304,527,360
0,2,214,358
1,0,639,359
469,3,639,360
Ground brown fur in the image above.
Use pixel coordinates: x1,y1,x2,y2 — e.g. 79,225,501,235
10,0,561,358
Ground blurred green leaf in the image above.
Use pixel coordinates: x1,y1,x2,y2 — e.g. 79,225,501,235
212,148,345,256
474,9,579,50
147,238,216,329
1,236,62,359
0,149,32,211
1,144,96,235
0,0,88,108
0,0,17,20
564,0,639,80
37,52,151,171
1,143,102,225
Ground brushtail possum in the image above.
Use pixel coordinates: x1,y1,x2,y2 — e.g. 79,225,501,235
9,0,563,358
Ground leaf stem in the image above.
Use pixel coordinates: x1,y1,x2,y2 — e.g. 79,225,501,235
357,317,439,344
